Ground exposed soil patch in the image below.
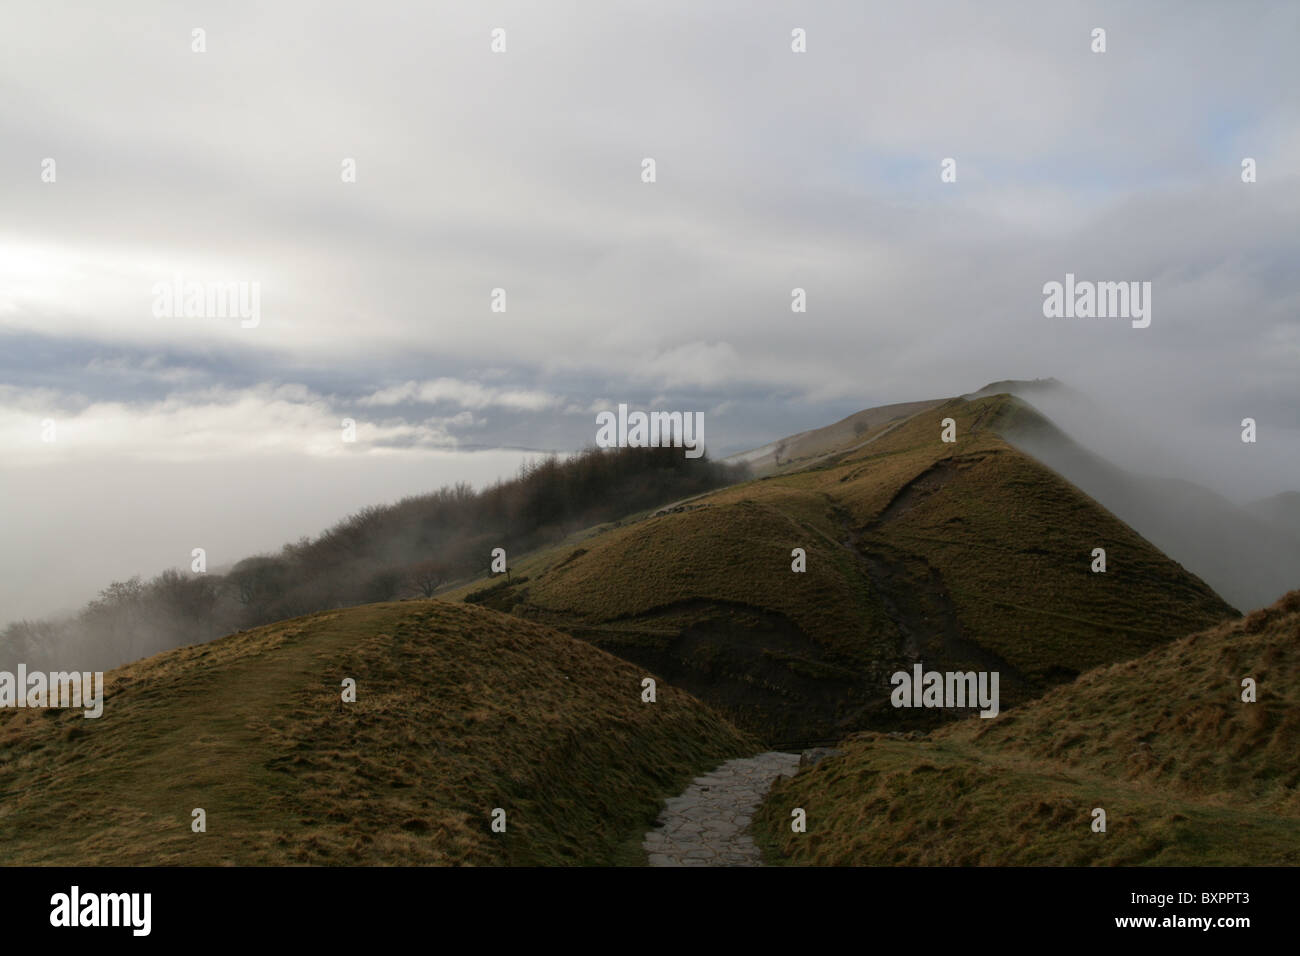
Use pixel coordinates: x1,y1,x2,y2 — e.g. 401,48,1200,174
825,497,1030,723
575,599,867,744
870,457,970,527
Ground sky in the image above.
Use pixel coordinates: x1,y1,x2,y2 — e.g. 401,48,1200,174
2,0,1298,622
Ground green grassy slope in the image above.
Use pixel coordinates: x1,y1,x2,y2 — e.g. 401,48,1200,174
447,393,1237,744
724,398,947,477
0,602,752,865
753,590,1300,865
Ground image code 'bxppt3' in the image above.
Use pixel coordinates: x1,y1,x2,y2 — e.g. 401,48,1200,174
0,2,1294,938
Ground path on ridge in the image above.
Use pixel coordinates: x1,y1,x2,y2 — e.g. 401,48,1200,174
643,751,801,866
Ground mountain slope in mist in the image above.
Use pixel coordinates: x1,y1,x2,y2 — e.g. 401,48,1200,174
0,601,751,865
1,446,745,674
987,381,1300,611
447,393,1236,744
755,589,1300,865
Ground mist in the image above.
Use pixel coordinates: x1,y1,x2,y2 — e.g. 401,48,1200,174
2,2,1297,656
1,446,746,673
986,379,1300,611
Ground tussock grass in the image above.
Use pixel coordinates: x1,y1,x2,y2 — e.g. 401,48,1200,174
753,591,1300,865
0,602,752,865
448,394,1236,743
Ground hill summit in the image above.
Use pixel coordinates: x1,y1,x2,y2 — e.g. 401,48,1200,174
450,391,1236,744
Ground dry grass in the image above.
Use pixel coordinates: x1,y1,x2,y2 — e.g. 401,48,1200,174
753,591,1300,865
446,393,1237,742
0,602,752,865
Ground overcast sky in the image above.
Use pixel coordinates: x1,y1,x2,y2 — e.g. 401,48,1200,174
2,0,1298,622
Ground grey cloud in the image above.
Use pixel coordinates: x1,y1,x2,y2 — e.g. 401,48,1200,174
0,0,1297,621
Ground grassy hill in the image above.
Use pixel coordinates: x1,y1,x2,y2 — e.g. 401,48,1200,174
753,589,1300,865
723,398,947,477
0,601,752,865
1,444,746,676
446,393,1237,744
994,386,1300,612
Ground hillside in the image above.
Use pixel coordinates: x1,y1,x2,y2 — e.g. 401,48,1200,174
753,589,1300,865
448,392,1237,744
1,444,745,675
723,398,947,477
994,386,1300,611
0,601,752,865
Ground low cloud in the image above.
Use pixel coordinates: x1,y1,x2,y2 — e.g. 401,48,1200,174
358,378,560,411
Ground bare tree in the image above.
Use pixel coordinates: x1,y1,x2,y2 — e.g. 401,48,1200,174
408,559,449,598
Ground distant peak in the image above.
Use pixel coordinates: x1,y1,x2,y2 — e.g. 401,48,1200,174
963,377,1064,400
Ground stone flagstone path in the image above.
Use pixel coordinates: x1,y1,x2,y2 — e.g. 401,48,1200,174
643,751,801,866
